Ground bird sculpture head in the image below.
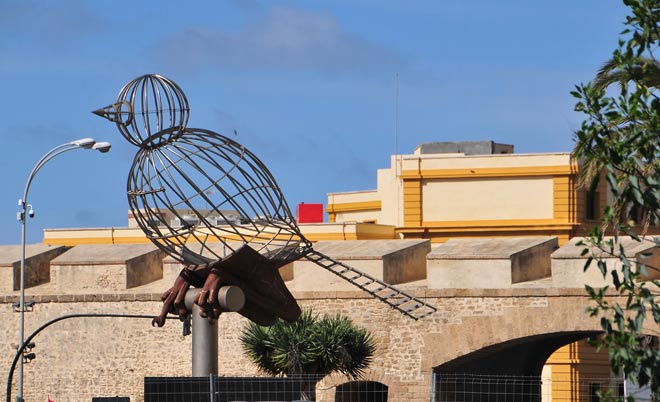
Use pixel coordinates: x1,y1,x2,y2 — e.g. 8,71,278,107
93,74,190,148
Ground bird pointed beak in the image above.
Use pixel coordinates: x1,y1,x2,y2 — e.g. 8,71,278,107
92,101,133,125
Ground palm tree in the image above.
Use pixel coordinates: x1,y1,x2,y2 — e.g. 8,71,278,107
592,56,660,90
591,29,660,91
240,309,376,400
573,50,660,224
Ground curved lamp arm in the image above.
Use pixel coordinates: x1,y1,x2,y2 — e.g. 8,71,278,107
19,138,112,216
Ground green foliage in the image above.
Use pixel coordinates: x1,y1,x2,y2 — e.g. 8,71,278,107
240,309,376,379
572,0,660,399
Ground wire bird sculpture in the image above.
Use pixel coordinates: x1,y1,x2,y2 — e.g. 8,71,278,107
94,74,436,327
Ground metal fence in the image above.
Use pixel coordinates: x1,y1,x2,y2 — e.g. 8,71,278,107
143,374,652,402
434,374,543,402
144,376,388,402
433,373,655,402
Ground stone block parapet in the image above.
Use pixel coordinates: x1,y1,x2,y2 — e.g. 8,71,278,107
292,239,430,291
427,237,558,288
0,244,68,292
552,236,660,287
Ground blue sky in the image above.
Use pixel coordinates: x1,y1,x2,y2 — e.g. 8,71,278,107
0,0,628,244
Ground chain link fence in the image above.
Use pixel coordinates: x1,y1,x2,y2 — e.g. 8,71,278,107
142,374,653,401
433,373,655,402
144,376,387,402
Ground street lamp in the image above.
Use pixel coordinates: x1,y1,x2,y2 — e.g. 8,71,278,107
16,138,111,402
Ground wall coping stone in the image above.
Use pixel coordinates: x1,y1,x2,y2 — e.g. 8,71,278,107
0,287,621,304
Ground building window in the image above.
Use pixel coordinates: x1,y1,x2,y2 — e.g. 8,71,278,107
586,191,599,220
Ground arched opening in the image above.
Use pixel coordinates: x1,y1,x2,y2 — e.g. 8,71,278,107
432,332,659,401
541,338,612,401
432,331,602,402
544,336,659,402
335,381,388,402
438,331,601,375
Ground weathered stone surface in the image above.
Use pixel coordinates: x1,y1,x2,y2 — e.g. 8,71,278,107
0,287,611,402
293,240,430,291
0,238,643,402
427,237,558,288
0,244,68,292
48,244,165,293
552,236,660,287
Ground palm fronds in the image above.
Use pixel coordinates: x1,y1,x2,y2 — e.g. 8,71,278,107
240,309,376,379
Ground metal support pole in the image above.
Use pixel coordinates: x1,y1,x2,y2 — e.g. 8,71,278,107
192,295,218,376
16,208,26,402
184,286,245,377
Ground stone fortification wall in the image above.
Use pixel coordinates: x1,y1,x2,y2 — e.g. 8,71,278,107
2,237,644,402
0,288,604,402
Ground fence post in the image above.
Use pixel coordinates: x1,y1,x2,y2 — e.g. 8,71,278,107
209,374,215,402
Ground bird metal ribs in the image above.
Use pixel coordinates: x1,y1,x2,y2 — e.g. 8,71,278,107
96,73,437,326
304,250,436,320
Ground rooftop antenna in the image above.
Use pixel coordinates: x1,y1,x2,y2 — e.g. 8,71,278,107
395,72,399,169
395,72,401,228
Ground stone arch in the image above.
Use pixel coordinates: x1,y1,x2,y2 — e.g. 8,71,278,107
334,381,388,402
420,293,607,372
317,371,391,402
435,331,601,376
430,331,603,402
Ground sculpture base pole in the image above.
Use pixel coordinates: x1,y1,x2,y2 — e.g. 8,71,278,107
184,286,245,377
192,303,218,376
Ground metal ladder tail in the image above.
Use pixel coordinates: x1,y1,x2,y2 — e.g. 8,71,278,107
304,249,437,320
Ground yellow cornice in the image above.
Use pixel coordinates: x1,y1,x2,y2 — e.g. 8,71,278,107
398,218,577,233
400,165,576,179
303,232,358,241
326,200,382,213
44,221,396,246
424,218,572,227
44,236,153,246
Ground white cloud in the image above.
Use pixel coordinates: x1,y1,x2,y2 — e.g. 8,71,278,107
0,0,106,43
150,5,404,75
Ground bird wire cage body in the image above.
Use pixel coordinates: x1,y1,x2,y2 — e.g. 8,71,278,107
127,127,310,268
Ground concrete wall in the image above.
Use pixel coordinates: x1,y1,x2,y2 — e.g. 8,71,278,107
47,244,165,294
422,177,554,222
326,190,382,224
427,238,557,288
292,240,430,291
552,237,660,288
0,245,68,293
377,164,402,226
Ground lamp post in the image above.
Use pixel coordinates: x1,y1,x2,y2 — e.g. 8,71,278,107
16,138,111,402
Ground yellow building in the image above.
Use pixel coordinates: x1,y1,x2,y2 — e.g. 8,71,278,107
326,141,607,245
47,141,613,247
542,339,614,402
